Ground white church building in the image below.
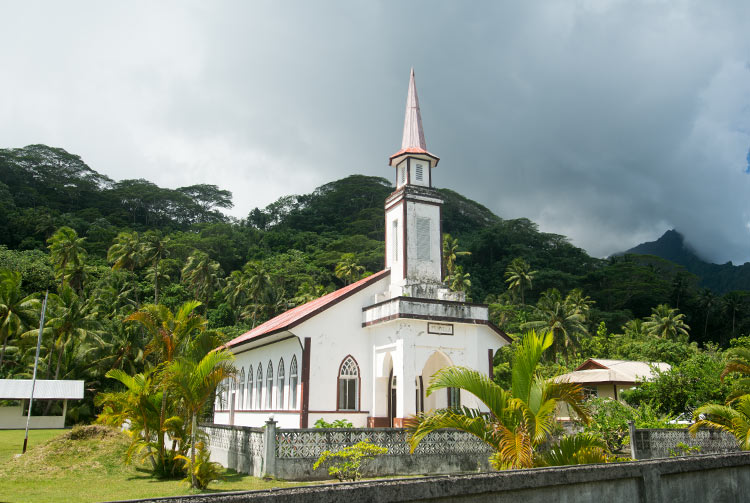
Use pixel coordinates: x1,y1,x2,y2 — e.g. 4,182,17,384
213,70,510,429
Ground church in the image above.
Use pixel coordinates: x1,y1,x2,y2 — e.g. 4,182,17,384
212,70,510,429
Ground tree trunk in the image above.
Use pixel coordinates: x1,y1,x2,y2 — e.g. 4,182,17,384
191,412,197,489
158,390,167,468
0,335,8,369
154,260,159,305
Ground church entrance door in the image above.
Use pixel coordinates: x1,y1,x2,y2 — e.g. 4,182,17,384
388,370,397,427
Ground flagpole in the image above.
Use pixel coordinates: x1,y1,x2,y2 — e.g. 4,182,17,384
23,290,48,454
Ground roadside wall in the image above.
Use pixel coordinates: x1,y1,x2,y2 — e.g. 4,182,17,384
111,451,750,503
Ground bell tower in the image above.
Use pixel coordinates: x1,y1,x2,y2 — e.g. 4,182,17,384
384,69,453,300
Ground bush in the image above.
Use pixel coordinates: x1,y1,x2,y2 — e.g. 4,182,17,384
582,398,677,452
314,418,353,428
176,441,224,490
313,440,387,481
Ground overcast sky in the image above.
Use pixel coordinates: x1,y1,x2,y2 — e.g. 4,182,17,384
2,1,749,263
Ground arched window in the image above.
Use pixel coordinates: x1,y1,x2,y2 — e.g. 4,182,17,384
238,367,245,409
266,360,274,409
256,365,263,410
230,374,237,410
289,356,298,410
277,358,285,410
338,356,359,411
247,365,254,410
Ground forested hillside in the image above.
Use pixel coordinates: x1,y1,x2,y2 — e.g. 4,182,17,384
2,144,750,423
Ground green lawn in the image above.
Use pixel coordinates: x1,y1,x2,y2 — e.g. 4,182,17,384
0,427,310,503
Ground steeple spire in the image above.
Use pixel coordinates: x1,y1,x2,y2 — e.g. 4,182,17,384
389,68,439,168
401,68,427,151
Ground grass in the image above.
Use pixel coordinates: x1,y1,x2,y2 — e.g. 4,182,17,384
0,426,310,503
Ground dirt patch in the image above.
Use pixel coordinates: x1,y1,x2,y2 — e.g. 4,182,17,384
63,424,122,441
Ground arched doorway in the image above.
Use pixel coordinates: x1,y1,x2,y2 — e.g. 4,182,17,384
421,351,454,413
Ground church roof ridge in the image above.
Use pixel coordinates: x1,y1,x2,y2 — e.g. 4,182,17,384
223,269,391,349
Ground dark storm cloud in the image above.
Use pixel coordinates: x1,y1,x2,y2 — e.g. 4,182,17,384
1,1,749,263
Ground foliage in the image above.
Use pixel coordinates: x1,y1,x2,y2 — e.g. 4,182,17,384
582,398,677,452
408,330,591,470
312,440,388,481
176,441,225,489
668,442,702,457
535,432,610,466
622,350,731,417
690,394,750,450
313,418,353,429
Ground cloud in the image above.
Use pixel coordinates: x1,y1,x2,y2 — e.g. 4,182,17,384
1,1,749,263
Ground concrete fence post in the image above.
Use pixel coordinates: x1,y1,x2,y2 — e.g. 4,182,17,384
263,419,277,478
628,420,637,459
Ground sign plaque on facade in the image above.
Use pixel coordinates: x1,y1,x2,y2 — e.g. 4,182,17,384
427,322,454,335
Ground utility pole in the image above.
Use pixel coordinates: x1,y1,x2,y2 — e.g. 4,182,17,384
23,290,48,454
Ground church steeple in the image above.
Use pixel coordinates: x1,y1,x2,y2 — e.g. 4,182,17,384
401,67,427,152
389,69,439,189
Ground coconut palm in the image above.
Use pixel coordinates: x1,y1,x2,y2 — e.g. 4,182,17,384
335,253,365,285
126,301,206,471
642,304,689,341
408,330,590,470
47,226,87,290
690,394,750,450
723,292,746,339
442,233,471,279
504,258,537,306
181,251,222,305
447,265,471,293
521,289,588,363
0,270,38,370
164,343,235,488
697,289,718,340
108,231,143,305
141,231,170,304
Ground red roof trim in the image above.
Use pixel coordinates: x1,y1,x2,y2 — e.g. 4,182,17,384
224,269,391,349
575,359,609,371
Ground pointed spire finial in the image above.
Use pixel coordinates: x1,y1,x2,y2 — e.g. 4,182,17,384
401,68,427,150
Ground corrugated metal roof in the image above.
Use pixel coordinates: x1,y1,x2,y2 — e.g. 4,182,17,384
0,379,84,399
223,269,391,350
555,359,670,384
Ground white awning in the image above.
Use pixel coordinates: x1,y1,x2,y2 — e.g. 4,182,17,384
0,379,84,400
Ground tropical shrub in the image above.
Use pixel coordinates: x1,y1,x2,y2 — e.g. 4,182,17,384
314,418,353,428
313,440,388,481
176,441,225,489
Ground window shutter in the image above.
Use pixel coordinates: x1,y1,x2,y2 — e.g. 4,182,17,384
416,218,431,260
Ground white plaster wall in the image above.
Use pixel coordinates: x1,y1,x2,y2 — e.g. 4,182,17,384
218,337,302,428
0,405,65,429
293,274,391,428
385,202,403,287
405,201,441,283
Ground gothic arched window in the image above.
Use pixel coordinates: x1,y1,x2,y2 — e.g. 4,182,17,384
256,364,263,410
247,365,254,410
277,358,285,410
238,367,245,409
266,360,274,409
289,356,298,409
338,356,359,411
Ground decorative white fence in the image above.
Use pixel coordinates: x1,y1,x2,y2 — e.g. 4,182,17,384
202,421,492,480
628,421,739,459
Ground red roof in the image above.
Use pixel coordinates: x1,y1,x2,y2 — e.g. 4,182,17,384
223,269,391,349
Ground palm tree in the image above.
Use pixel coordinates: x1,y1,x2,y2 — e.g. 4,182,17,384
165,344,235,488
408,330,591,469
447,265,471,293
689,394,750,450
697,288,718,340
442,234,471,279
47,226,87,290
0,270,38,370
108,231,142,305
723,292,746,339
504,258,537,306
141,231,170,304
126,301,206,469
622,319,646,339
181,251,222,305
642,304,690,341
335,253,365,285
721,347,750,400
243,261,273,327
42,286,100,381
521,289,588,363
96,369,161,469
292,282,327,306
535,432,610,466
